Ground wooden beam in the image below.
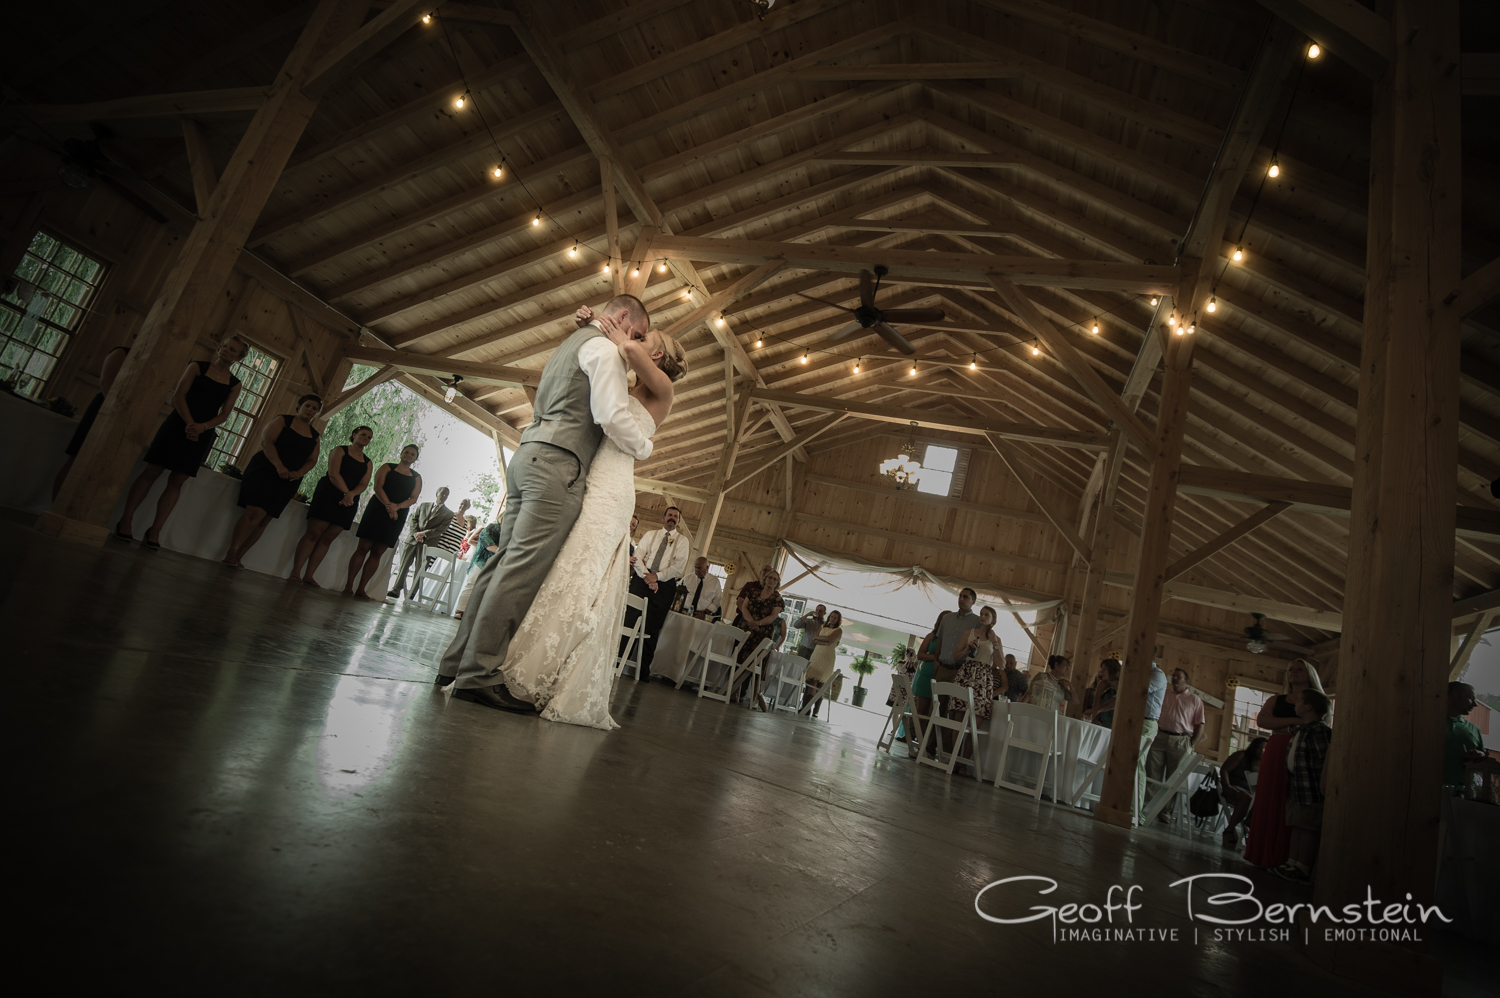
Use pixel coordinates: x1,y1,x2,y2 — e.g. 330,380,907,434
804,473,1051,527
1254,0,1392,80
699,391,756,557
344,345,541,388
601,157,622,295
303,0,430,96
624,226,659,298
1162,502,1292,583
632,477,712,505
395,373,521,448
789,62,1024,80
985,274,1154,452
1155,582,1343,632
1449,610,1494,682
1447,256,1500,316
1452,587,1500,619
1073,429,1124,660
179,118,218,216
655,235,1178,293
747,387,1110,449
14,87,268,121
320,363,398,420
984,433,1092,562
1095,336,1194,829
1154,631,1301,676
728,414,851,493
38,0,369,547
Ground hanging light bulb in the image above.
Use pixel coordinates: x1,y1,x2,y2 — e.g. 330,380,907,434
1206,296,1217,313
1268,158,1280,178
969,354,977,370
658,260,667,273
444,376,461,403
1307,42,1321,59
422,13,432,24
853,359,861,374
567,242,577,258
602,263,610,274
453,93,466,109
1091,318,1100,334
1031,345,1040,356
1233,246,1244,262
1175,324,1185,336
1150,295,1159,307
801,352,809,365
492,165,503,178
532,214,541,227
715,315,725,327
909,363,918,375
754,337,763,348
1187,319,1197,334
632,265,640,278
1168,314,1177,326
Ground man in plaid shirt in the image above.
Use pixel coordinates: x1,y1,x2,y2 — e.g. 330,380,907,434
1274,688,1333,884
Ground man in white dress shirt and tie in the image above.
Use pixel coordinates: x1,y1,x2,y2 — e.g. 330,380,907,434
680,557,722,620
626,506,690,679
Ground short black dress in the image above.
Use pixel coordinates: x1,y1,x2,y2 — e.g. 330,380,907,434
355,463,418,547
237,415,320,518
65,346,130,457
143,361,239,475
306,447,371,529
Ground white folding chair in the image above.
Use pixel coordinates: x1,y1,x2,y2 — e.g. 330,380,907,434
412,546,459,615
730,640,773,708
1067,728,1113,808
797,669,844,721
686,623,747,702
877,673,922,755
1140,749,1204,827
767,654,808,712
614,593,649,680
992,702,1057,799
916,681,985,781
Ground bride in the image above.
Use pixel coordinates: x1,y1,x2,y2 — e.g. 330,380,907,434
454,307,686,729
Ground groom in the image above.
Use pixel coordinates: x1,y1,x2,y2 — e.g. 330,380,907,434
436,294,659,711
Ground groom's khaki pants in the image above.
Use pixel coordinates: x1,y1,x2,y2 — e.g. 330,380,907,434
441,441,585,689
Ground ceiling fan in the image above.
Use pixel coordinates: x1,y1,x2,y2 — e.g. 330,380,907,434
824,265,945,355
1243,613,1291,654
55,122,168,223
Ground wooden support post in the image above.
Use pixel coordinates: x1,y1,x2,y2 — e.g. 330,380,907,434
1312,5,1459,992
1095,330,1196,829
600,156,622,295
1072,429,1124,661
38,0,371,546
180,118,219,216
623,225,658,298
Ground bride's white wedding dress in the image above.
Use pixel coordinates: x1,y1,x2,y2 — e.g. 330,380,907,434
483,394,656,729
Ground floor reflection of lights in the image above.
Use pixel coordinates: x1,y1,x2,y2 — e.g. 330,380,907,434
317,675,411,797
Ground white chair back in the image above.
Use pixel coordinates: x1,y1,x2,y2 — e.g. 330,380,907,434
766,652,808,712
993,701,1057,799
876,673,922,754
916,681,985,781
798,669,843,721
1140,749,1204,826
413,546,459,615
688,623,748,702
614,593,650,680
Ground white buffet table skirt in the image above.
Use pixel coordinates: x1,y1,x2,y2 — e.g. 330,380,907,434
6,390,75,514
979,702,1112,807
653,611,714,683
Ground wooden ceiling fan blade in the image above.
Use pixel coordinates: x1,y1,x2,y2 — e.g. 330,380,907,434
859,269,874,309
830,321,865,341
879,308,946,324
874,321,915,354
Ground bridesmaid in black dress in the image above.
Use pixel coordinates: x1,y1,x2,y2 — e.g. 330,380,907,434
291,424,374,586
343,443,422,600
53,343,129,499
223,394,323,567
116,335,246,548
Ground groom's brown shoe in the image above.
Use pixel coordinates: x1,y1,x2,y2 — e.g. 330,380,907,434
453,684,533,713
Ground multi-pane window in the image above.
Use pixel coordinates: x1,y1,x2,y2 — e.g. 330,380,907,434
0,231,107,399
207,345,281,471
918,444,971,498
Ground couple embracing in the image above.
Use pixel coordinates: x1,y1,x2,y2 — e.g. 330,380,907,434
435,294,687,729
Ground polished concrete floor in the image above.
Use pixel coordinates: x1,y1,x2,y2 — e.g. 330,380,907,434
3,521,1480,995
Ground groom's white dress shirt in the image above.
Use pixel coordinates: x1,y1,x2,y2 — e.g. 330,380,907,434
633,527,689,583
578,321,652,461
680,572,722,616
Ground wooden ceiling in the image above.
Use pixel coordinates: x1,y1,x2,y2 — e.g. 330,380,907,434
7,0,1500,643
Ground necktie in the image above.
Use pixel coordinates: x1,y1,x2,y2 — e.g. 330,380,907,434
649,532,671,573
689,579,700,613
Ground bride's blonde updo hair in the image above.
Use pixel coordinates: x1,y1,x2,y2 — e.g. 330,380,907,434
657,334,688,382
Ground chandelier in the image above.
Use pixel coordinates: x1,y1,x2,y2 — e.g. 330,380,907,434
879,422,924,490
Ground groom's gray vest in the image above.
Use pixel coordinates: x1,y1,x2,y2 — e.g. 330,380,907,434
520,325,607,467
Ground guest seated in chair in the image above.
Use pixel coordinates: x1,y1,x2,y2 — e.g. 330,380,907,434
291,425,374,586
223,393,323,568
1022,654,1076,713
1219,736,1267,851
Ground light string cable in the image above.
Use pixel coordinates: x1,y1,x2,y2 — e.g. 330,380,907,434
436,14,590,257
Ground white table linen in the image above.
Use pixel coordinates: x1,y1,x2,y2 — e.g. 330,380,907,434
5,391,75,513
980,702,1112,806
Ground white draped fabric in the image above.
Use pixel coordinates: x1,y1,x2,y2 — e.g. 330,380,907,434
979,702,1113,807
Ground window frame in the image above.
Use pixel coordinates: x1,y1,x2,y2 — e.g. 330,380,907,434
206,343,284,472
0,229,108,400
917,442,971,499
